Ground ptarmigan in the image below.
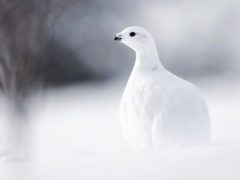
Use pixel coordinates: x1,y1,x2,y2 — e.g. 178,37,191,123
114,26,211,151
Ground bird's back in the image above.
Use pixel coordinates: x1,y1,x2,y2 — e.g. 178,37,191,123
120,70,211,150
154,73,211,147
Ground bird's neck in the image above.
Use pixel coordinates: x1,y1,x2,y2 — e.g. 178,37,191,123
134,45,164,73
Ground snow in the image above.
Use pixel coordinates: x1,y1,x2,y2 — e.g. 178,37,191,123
0,75,240,180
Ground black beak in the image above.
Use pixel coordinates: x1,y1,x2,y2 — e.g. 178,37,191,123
114,36,122,41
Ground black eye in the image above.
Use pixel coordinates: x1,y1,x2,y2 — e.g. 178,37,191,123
129,32,136,37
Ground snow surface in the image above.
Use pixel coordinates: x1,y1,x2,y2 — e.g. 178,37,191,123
0,75,240,180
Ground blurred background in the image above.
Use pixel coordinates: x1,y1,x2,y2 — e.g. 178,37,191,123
0,0,240,179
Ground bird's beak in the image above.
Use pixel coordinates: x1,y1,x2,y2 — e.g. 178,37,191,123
114,34,122,41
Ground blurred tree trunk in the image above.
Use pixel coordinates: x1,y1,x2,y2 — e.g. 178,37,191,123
0,0,93,160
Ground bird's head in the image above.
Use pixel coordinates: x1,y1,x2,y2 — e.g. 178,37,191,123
114,26,155,53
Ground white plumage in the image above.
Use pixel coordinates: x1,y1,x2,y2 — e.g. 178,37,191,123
114,26,211,151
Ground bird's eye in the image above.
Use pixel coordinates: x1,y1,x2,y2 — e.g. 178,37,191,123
129,32,136,37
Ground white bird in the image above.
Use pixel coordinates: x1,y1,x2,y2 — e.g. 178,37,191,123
114,26,211,151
